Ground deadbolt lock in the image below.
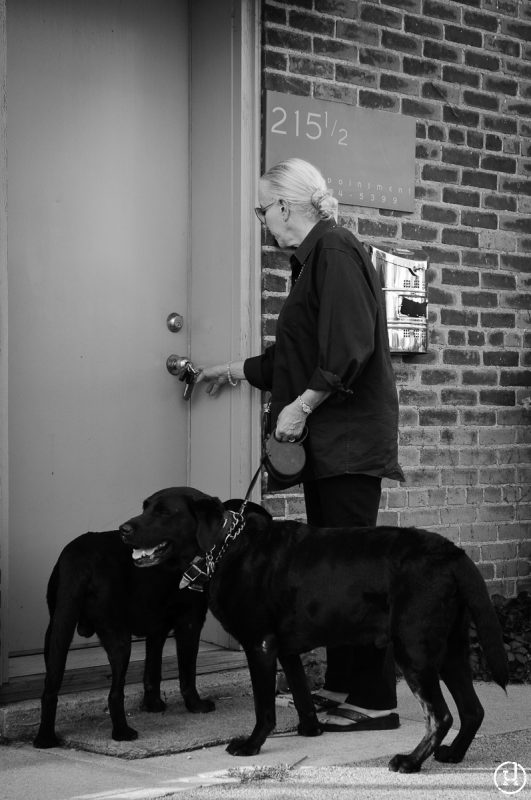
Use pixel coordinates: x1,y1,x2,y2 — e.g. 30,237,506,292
166,313,184,333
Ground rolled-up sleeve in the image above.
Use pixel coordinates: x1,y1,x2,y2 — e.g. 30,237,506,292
243,344,276,390
308,247,377,393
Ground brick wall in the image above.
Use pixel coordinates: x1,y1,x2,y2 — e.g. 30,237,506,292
260,0,531,597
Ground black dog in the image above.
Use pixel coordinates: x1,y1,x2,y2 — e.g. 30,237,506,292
120,488,508,773
33,487,214,749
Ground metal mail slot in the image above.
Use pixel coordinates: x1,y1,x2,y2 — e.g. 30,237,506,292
384,290,428,323
370,244,428,353
387,322,427,353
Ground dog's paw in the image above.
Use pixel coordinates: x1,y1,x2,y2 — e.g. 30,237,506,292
141,696,167,713
185,696,215,714
112,725,138,742
226,737,262,756
434,744,464,763
388,754,422,773
297,720,323,738
33,733,62,749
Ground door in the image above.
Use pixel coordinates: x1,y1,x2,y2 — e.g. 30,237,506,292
7,0,191,655
3,0,260,675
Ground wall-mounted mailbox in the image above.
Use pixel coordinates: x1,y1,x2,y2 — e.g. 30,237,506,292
370,244,428,354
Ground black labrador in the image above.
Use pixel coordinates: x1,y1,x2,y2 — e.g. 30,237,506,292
33,486,214,749
119,487,508,773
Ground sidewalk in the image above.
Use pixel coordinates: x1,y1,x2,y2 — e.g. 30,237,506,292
1,675,529,800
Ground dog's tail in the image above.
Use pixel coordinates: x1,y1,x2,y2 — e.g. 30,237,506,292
454,553,508,690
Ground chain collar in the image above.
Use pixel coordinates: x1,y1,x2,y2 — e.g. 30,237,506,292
179,509,246,592
179,460,263,592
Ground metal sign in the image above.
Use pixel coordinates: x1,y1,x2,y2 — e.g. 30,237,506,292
265,91,415,212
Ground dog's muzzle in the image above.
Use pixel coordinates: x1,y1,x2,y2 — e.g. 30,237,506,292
119,522,134,543
119,523,171,567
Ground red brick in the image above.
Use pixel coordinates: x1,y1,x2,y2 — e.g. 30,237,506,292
481,542,518,559
261,0,529,591
440,506,476,524
440,428,478,446
461,410,497,425
459,524,498,543
441,467,478,486
359,90,399,111
315,0,358,19
377,510,400,526
479,467,517,484
399,429,439,446
402,468,440,486
399,508,441,527
420,448,458,466
407,488,447,507
463,10,499,32
441,389,477,405
480,389,516,406
465,51,499,71
421,368,459,384
495,561,520,579
443,350,481,365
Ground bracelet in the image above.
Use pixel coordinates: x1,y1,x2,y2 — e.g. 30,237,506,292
227,362,238,387
297,395,313,415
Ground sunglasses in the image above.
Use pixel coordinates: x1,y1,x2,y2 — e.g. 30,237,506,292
254,199,277,224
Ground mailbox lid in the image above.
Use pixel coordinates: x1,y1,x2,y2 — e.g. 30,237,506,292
370,244,427,292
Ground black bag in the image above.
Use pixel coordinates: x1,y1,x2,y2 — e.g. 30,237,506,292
263,431,307,489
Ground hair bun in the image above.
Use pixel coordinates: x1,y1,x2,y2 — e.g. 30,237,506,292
311,187,338,220
311,189,328,208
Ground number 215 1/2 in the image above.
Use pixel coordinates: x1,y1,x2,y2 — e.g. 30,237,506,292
270,106,348,146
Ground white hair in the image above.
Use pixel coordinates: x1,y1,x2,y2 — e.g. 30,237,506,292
260,158,338,221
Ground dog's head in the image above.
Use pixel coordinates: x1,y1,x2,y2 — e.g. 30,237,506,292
119,488,272,569
119,487,212,568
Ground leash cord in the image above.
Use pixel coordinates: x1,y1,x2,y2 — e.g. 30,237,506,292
239,456,266,516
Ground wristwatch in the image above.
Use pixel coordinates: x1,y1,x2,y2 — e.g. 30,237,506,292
297,395,313,415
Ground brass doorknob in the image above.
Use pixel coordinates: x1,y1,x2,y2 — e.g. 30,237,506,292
166,355,191,376
166,355,199,401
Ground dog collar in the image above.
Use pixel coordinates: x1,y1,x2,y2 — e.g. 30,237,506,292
179,510,245,592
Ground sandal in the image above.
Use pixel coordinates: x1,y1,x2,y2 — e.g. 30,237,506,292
310,692,343,712
321,705,400,732
275,691,345,712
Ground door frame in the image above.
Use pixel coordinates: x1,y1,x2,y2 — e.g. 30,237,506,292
0,0,262,683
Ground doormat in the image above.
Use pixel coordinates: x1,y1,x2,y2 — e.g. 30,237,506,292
37,678,299,760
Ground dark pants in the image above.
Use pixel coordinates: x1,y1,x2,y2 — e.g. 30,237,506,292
303,474,397,710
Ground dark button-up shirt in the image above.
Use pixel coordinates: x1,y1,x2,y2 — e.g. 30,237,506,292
244,220,403,482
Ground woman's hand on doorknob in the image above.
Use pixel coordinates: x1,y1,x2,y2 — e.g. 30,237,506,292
196,360,244,396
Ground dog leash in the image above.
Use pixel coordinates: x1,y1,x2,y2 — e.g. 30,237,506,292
179,459,265,592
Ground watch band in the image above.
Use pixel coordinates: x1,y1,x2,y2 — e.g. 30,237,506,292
297,395,313,415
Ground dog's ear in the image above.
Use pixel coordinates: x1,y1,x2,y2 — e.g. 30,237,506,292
192,497,226,552
244,508,272,534
223,499,272,524
245,501,272,523
223,498,245,514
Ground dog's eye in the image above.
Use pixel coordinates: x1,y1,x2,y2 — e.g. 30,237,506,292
152,504,181,518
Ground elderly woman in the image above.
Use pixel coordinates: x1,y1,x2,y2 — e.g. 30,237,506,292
197,157,403,732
